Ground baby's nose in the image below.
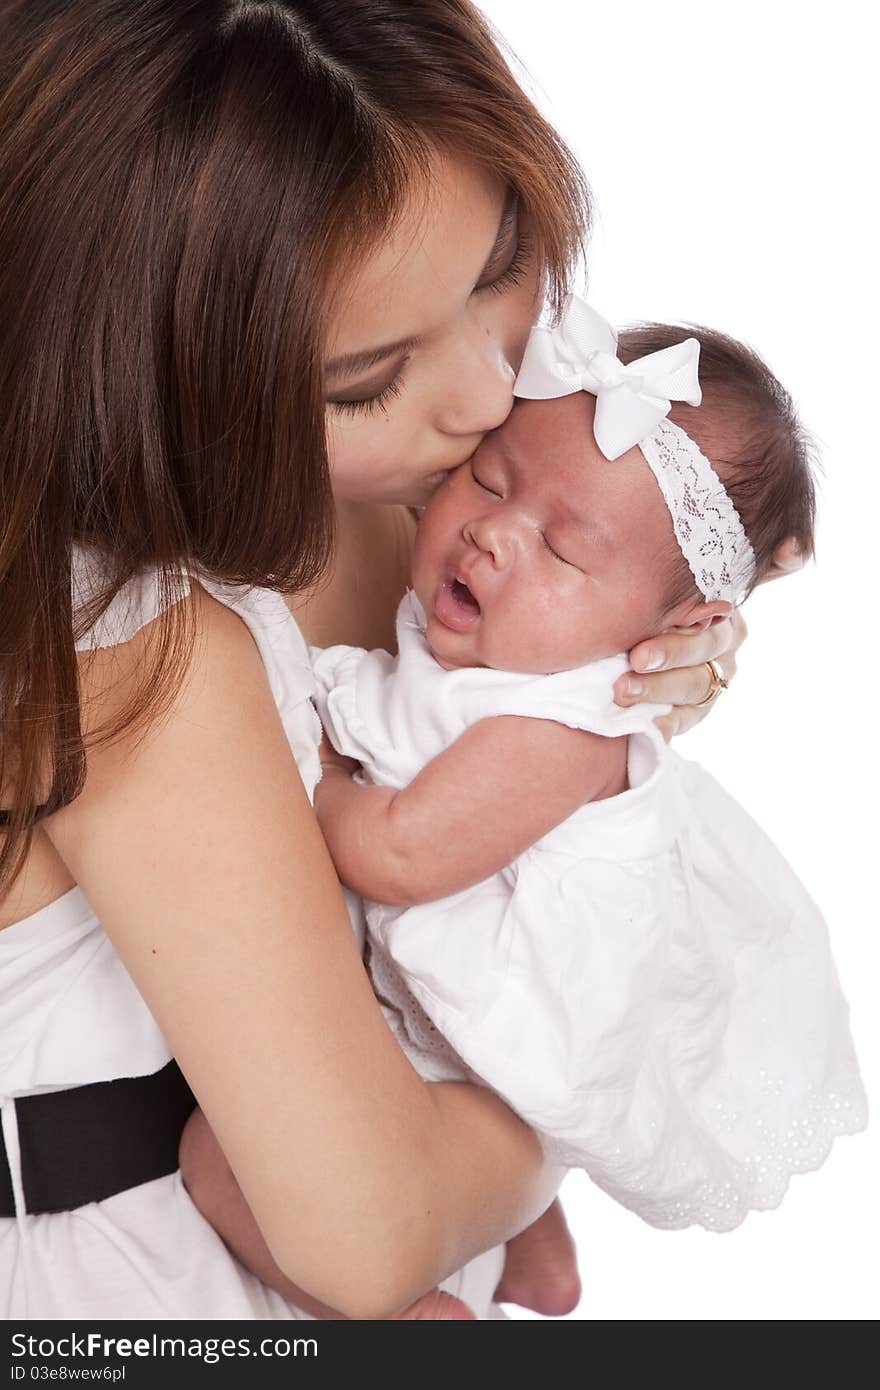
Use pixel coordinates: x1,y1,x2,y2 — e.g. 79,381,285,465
464,513,511,567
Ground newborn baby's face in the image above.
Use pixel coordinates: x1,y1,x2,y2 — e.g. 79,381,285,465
412,395,681,673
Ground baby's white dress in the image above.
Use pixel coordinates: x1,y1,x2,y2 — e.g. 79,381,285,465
0,553,503,1318
312,591,868,1233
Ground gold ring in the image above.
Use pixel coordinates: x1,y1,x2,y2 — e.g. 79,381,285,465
693,658,729,708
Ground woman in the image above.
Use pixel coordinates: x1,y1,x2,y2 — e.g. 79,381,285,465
0,0,753,1319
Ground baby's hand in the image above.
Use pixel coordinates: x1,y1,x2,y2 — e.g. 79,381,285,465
494,1199,581,1317
318,732,360,778
390,1291,476,1320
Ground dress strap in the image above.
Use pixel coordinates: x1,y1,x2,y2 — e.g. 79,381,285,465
72,545,191,653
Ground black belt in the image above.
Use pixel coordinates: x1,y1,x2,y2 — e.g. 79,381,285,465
0,1060,197,1216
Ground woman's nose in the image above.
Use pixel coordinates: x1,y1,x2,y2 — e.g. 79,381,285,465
437,324,516,438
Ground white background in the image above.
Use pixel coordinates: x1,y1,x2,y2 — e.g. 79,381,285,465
478,0,878,1320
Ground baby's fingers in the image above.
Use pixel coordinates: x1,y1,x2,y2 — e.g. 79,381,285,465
390,1290,476,1320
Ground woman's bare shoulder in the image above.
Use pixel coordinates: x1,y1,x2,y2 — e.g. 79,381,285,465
0,585,268,930
75,578,260,730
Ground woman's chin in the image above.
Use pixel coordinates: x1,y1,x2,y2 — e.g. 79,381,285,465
331,475,448,509
408,471,455,505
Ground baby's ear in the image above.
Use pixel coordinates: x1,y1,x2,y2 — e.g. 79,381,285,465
665,598,732,634
760,536,809,585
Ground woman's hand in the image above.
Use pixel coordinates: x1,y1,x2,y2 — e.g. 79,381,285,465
614,607,747,741
613,537,804,740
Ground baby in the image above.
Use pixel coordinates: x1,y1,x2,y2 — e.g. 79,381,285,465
311,298,867,1232
182,299,866,1314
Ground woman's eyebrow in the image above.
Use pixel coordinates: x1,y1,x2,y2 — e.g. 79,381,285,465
324,336,418,384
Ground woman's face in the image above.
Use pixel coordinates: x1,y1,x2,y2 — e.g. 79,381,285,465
323,154,542,507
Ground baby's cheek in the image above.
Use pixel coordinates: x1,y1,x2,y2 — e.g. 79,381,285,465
495,599,569,673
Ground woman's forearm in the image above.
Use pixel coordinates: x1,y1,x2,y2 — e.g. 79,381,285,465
181,1099,559,1320
247,1078,556,1320
180,1108,338,1318
183,1086,557,1320
420,1081,562,1275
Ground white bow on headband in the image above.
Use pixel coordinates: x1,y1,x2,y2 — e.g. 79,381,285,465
514,294,702,461
513,294,756,604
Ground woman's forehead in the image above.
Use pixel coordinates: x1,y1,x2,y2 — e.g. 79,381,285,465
324,154,506,360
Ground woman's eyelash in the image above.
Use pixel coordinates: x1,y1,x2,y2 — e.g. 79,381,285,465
329,359,410,418
329,224,531,419
478,230,533,298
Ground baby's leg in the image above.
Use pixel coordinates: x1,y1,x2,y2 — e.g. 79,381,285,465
494,1199,581,1316
179,1107,475,1320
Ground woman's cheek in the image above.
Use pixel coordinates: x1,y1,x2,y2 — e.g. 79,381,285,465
326,414,392,498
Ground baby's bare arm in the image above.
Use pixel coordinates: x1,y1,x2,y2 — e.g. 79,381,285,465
315,717,627,907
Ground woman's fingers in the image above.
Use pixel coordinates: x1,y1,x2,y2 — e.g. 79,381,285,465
654,705,706,743
616,608,748,737
615,659,718,710
616,609,748,710
628,614,737,678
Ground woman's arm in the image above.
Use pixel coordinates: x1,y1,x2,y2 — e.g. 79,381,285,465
179,1109,483,1319
179,1108,340,1319
46,586,557,1319
315,718,627,906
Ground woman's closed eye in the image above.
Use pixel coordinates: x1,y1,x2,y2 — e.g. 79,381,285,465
474,228,533,298
473,192,532,298
327,234,531,419
327,356,412,418
326,192,533,419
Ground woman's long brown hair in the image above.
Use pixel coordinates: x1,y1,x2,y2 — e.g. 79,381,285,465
0,0,588,892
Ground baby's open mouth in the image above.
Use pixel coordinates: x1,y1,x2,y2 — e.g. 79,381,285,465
434,575,482,632
451,578,480,615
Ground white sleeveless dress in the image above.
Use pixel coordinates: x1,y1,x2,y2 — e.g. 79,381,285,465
312,591,868,1234
0,552,503,1319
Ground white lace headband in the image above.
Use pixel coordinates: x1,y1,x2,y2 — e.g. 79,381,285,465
514,295,756,603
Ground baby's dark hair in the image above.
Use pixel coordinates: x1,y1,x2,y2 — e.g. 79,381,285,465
617,325,817,606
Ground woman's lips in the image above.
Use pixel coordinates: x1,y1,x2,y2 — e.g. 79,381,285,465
433,576,481,632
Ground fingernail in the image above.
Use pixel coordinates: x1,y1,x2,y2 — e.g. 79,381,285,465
623,677,644,697
639,650,664,671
